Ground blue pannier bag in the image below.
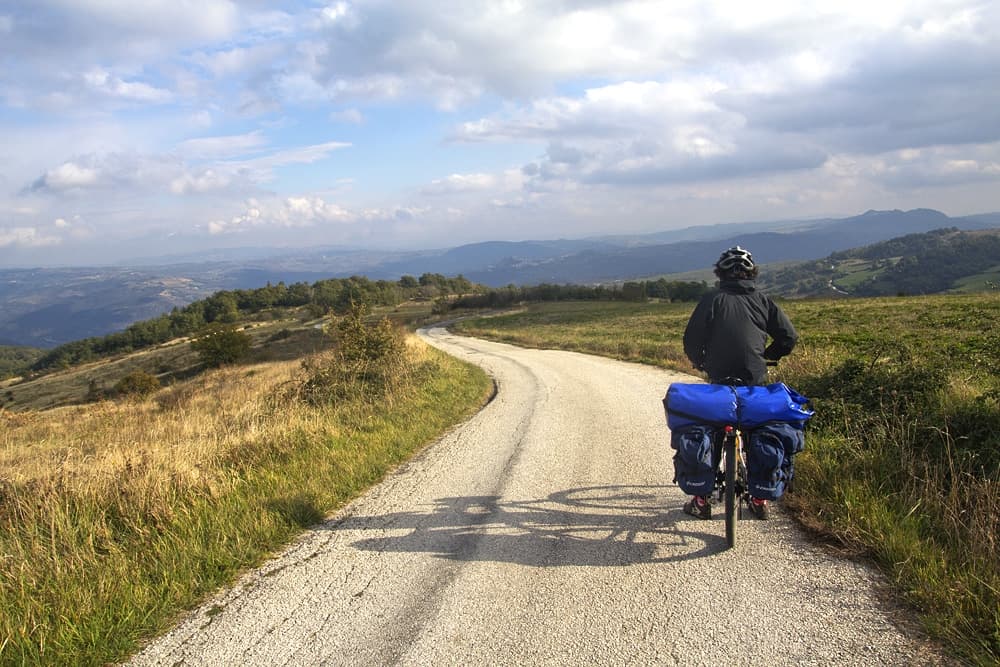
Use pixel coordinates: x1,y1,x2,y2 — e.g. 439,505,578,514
663,382,813,429
746,422,805,500
670,423,717,496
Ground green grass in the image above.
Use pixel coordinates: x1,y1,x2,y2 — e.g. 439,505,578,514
830,258,881,290
950,265,1000,293
455,293,1000,666
0,341,492,666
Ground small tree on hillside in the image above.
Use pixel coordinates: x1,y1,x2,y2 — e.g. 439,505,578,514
191,324,252,367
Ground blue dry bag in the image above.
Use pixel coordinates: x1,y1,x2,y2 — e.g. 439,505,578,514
663,382,813,429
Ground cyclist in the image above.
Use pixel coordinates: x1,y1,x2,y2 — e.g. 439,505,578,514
681,246,798,520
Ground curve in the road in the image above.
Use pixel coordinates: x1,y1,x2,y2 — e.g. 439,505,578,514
128,326,952,666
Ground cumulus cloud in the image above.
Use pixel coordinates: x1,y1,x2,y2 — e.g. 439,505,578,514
205,195,433,238
0,226,61,248
32,161,101,191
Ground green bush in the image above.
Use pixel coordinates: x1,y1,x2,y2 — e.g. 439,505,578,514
113,370,161,399
191,325,252,367
297,304,410,406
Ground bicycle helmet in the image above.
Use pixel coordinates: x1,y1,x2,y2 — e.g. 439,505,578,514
715,246,755,273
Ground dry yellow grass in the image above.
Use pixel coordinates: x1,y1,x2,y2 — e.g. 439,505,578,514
0,333,493,665
1,360,297,490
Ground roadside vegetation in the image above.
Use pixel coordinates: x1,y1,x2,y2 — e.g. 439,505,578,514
0,306,492,665
454,293,1000,665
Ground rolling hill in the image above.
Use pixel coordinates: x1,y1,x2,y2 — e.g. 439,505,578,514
759,227,1000,297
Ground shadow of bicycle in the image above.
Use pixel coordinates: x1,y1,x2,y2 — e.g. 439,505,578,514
323,485,726,566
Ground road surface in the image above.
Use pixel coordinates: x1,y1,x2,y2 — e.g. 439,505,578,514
129,326,950,666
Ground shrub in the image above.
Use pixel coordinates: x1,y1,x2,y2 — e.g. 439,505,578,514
191,324,252,367
113,370,161,399
296,303,411,406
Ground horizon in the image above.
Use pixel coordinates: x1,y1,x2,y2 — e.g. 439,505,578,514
3,2,1000,267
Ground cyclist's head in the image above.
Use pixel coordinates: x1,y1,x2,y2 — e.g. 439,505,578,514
714,246,758,280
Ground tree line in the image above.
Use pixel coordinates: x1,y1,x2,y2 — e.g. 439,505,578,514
443,279,709,310
30,273,476,373
28,273,710,375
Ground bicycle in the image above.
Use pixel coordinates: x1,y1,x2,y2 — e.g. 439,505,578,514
714,365,775,549
717,422,747,549
664,362,811,551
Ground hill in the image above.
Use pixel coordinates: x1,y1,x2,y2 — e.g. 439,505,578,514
759,227,1000,296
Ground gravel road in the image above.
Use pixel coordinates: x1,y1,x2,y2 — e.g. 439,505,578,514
129,326,951,666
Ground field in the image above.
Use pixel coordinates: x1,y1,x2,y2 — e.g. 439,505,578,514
0,311,492,665
455,293,1000,666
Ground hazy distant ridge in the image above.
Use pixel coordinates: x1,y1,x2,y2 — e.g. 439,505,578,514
2,208,997,347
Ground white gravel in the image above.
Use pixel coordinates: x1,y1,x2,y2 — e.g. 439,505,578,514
128,326,954,666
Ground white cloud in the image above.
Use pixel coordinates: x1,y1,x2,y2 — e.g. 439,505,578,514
204,195,438,240
26,138,351,200
229,140,351,169
178,132,267,160
0,226,62,248
36,162,101,191
321,2,352,23
208,195,357,234
86,68,170,103
170,169,234,194
423,173,496,195
191,43,283,78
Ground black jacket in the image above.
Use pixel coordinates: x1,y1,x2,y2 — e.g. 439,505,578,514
682,279,797,386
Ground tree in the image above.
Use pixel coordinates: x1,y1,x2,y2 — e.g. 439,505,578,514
203,292,240,323
191,324,252,367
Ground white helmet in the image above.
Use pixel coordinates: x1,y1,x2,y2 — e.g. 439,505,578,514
715,246,755,273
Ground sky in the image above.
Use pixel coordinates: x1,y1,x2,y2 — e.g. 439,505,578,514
1,0,999,266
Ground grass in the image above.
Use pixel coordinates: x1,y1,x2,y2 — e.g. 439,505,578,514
950,265,1000,293
0,317,331,412
455,293,1000,666
830,258,880,291
0,333,492,666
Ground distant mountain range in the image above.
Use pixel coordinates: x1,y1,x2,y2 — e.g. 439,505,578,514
2,208,998,348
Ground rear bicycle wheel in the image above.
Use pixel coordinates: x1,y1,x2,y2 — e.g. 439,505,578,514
724,435,737,548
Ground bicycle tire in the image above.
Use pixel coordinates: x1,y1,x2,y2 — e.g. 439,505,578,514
724,434,737,548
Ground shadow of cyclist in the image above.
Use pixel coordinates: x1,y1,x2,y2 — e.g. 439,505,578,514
319,485,726,565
